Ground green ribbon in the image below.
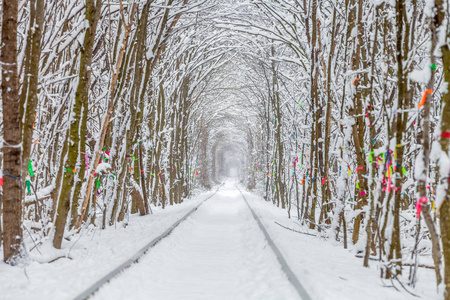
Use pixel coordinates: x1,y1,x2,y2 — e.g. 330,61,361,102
402,167,407,175
356,181,360,189
26,180,31,194
386,165,393,177
95,178,101,189
28,159,34,177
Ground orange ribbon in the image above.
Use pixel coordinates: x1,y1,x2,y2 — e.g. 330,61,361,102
418,89,433,108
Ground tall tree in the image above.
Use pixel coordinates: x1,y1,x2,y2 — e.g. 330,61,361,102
435,0,450,298
53,0,102,248
1,0,23,263
20,0,45,181
416,0,442,286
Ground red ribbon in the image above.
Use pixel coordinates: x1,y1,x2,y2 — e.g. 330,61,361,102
416,196,428,219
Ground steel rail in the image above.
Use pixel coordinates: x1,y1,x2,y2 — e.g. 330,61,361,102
238,187,312,300
73,185,222,300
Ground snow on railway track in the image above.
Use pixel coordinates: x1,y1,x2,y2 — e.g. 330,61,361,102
74,181,311,300
73,185,222,300
237,187,311,300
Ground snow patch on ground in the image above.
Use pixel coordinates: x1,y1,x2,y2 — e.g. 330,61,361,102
1,181,441,299
0,190,214,300
242,190,441,300
93,182,298,300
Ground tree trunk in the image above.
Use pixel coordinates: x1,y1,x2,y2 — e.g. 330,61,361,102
20,0,45,182
435,0,450,297
53,0,102,247
416,0,442,286
1,0,23,264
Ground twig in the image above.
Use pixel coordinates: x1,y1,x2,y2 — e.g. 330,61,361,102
29,241,43,253
274,221,317,236
48,256,73,263
68,228,85,258
390,278,400,292
379,277,398,290
395,277,421,298
23,224,42,255
23,267,29,280
355,254,435,269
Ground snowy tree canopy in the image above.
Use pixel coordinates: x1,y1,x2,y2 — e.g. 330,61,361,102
1,0,450,299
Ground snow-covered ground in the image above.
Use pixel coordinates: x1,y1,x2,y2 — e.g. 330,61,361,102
242,189,441,300
0,190,215,300
1,179,442,299
93,181,299,300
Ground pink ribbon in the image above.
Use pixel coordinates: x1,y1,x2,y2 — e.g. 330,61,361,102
387,167,392,192
80,152,89,176
416,196,428,219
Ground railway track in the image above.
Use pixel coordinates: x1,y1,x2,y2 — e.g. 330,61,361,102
74,183,311,300
237,187,312,300
73,185,222,300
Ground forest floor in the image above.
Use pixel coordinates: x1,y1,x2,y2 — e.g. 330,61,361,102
0,179,442,300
